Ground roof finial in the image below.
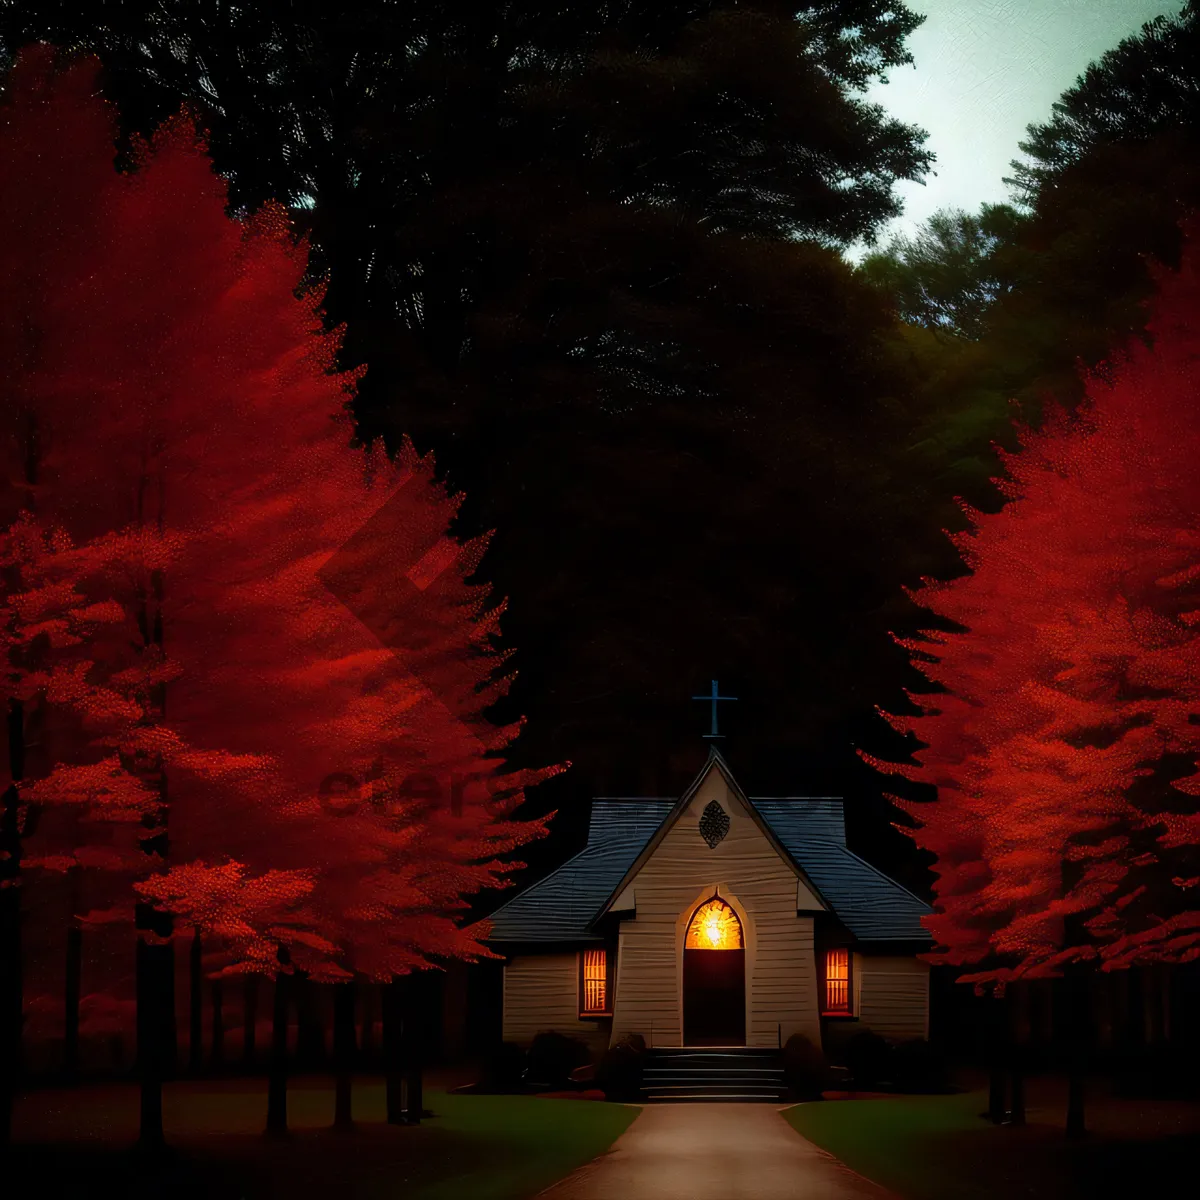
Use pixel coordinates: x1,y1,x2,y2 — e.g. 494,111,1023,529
692,679,737,739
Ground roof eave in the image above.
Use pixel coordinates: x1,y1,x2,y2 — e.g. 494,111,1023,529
487,935,606,952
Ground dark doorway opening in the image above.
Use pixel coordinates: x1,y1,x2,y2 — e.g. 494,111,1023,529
682,895,746,1046
683,948,746,1045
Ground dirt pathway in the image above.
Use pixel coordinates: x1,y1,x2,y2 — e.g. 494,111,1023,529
536,1102,895,1200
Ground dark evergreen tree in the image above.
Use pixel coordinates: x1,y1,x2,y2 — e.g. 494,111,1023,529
857,204,1028,340
967,2,1200,439
0,3,931,444
0,5,937,871
1006,4,1199,203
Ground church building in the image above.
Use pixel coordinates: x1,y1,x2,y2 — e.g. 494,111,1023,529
487,746,934,1056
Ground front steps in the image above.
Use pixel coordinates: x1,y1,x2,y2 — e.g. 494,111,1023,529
641,1047,786,1102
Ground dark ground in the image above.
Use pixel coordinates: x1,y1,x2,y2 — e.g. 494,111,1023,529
8,1070,638,1200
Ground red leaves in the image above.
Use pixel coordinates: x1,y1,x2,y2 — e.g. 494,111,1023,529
2,46,561,987
135,862,328,977
21,759,158,819
866,217,1200,982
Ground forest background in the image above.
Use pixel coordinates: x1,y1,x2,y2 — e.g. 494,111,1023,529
2,2,1195,930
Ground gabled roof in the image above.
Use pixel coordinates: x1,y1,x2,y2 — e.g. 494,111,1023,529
486,750,932,945
594,747,830,921
485,800,673,944
755,799,932,941
751,798,846,845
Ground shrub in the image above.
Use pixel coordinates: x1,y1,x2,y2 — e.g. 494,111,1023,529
525,1031,592,1089
843,1029,893,1088
596,1033,647,1101
890,1038,949,1092
479,1041,526,1092
782,1033,829,1100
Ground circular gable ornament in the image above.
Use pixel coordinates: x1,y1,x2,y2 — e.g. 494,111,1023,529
699,799,730,848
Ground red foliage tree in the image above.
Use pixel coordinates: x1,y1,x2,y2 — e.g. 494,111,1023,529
865,219,1200,1136
0,49,300,1142
2,44,562,1137
0,514,150,1141
867,225,1200,985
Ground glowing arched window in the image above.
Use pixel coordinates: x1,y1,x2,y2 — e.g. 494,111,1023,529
685,897,743,950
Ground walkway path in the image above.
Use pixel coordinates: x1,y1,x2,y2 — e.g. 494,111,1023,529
536,1102,895,1200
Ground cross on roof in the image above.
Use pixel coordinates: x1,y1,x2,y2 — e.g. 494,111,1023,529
692,679,737,739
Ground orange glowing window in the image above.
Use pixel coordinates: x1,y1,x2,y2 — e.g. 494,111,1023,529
685,897,743,950
580,948,610,1015
824,948,851,1014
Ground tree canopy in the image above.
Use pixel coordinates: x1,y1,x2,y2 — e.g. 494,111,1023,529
1006,3,1200,204
852,4,1200,697
866,224,1200,985
1,49,564,1143
0,5,947,882
857,203,1028,340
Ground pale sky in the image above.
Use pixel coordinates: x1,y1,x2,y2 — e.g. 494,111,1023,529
860,0,1179,250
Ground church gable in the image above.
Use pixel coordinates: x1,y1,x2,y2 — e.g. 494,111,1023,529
491,731,932,1052
485,745,932,946
602,749,826,919
603,750,827,1048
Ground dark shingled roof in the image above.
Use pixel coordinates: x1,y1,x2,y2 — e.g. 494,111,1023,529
754,800,932,942
487,789,932,945
486,801,674,944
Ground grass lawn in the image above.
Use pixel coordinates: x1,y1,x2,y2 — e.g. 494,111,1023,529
784,1082,1200,1200
11,1075,640,1200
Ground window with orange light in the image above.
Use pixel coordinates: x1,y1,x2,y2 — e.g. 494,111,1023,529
579,948,611,1015
823,948,851,1015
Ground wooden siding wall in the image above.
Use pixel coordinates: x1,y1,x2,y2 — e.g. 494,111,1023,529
609,767,824,1048
502,954,611,1055
855,954,930,1041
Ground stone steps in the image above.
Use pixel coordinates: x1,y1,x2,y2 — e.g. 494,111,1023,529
641,1048,787,1103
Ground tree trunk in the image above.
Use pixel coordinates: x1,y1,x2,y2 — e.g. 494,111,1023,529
0,699,26,1146
243,974,259,1068
1091,969,1114,1050
1010,1057,1026,1127
0,875,19,1149
135,716,176,1149
1167,963,1186,1044
1066,1051,1086,1139
1065,963,1089,1139
64,924,82,1082
1157,963,1172,1043
333,980,357,1131
266,960,290,1138
189,927,203,1075
135,922,173,1151
134,859,175,1149
407,1063,424,1124
1007,983,1026,1126
294,972,325,1070
1033,978,1054,1049
405,972,425,1124
986,991,1007,1123
1123,966,1142,1047
360,982,375,1065
1141,965,1162,1044
163,934,177,1075
211,981,224,1071
441,961,468,1063
383,976,406,1125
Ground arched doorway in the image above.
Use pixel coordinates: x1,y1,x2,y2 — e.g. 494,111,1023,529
683,895,745,1046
